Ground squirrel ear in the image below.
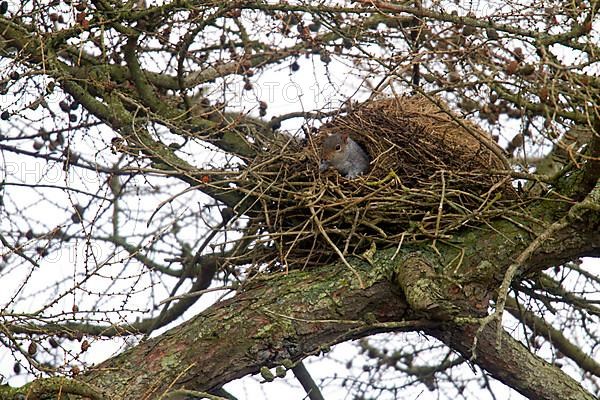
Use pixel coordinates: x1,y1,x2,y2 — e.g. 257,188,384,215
341,132,349,143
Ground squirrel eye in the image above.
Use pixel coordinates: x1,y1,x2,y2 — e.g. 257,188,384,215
335,144,342,151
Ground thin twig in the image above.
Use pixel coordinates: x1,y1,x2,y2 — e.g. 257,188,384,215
309,206,365,289
159,286,235,304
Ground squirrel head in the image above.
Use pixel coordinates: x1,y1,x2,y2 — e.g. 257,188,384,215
320,132,349,162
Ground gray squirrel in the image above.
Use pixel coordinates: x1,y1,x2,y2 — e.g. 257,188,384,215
319,132,370,178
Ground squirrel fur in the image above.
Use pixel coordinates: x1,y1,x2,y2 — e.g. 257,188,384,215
319,133,370,178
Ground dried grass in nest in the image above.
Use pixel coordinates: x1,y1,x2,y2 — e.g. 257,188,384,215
242,95,518,270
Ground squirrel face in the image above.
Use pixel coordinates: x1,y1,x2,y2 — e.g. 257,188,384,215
319,133,370,178
321,133,350,164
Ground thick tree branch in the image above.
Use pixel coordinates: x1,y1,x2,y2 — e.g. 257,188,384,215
429,320,596,400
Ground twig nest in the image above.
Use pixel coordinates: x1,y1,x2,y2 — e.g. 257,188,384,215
245,95,517,269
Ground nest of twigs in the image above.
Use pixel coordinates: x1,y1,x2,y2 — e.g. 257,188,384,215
242,95,517,270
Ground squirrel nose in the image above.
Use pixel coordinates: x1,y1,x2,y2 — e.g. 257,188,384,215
319,160,329,172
